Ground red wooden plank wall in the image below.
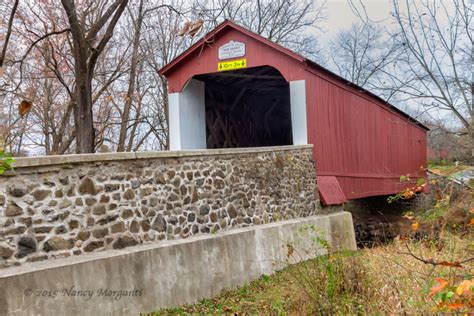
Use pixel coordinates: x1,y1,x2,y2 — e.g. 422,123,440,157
305,69,427,200
317,176,348,205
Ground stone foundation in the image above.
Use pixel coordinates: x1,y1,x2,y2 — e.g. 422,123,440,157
0,213,356,316
0,145,319,268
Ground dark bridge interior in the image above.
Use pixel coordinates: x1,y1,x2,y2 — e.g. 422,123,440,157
193,66,293,148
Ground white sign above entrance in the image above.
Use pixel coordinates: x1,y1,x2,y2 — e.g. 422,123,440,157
218,41,246,60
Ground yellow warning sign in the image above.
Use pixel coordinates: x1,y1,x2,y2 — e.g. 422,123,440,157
217,58,247,71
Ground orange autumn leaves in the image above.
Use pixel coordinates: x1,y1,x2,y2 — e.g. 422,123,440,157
401,184,426,199
428,278,474,311
429,277,449,297
398,171,427,200
387,176,429,204
401,214,419,233
457,280,474,296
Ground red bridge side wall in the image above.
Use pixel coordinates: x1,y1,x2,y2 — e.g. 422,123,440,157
305,68,427,200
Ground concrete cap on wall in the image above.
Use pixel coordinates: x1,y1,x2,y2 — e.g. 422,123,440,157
10,145,313,169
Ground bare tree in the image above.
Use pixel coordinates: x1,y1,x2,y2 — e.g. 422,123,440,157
60,0,129,153
0,0,327,155
427,120,472,162
387,0,472,157
0,1,131,155
0,0,20,150
193,0,326,59
0,0,19,68
116,0,182,152
347,0,472,159
329,22,400,91
141,0,194,150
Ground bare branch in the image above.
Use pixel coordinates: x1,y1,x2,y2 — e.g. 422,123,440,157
0,0,20,67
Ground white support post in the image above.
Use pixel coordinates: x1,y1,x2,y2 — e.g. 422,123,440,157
168,79,206,150
289,80,308,145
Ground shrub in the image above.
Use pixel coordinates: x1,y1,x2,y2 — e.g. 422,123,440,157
0,150,13,174
285,227,374,314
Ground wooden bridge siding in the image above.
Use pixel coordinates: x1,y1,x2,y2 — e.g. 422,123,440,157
305,68,427,200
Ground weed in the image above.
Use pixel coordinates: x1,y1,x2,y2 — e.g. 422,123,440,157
0,150,13,174
285,234,374,314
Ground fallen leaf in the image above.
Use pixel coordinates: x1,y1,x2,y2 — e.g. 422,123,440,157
177,19,203,37
286,244,294,258
438,261,463,268
429,278,449,297
470,218,474,226
176,21,192,36
447,302,464,310
456,280,474,296
188,19,203,37
19,100,32,117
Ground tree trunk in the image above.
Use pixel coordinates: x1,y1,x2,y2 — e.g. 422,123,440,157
117,0,144,152
61,0,128,154
74,73,95,153
161,78,170,150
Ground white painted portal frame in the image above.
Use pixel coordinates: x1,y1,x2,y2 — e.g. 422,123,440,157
168,79,206,150
168,77,308,150
289,80,308,145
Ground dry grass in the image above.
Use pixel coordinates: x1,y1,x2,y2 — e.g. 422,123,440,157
361,232,473,313
150,267,313,314
150,231,473,315
153,234,468,315
429,164,470,177
153,234,474,315
150,189,473,315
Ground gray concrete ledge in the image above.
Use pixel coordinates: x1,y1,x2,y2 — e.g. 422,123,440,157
11,145,313,169
0,212,355,316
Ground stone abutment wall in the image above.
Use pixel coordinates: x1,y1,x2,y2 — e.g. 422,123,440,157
0,145,319,268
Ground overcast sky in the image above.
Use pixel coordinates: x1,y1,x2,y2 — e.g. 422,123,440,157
319,0,459,42
316,0,463,124
320,0,394,43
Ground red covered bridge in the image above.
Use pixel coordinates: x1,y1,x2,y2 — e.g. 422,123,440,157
159,20,428,205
